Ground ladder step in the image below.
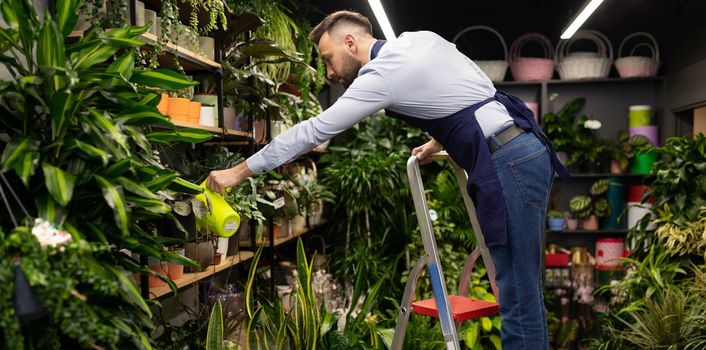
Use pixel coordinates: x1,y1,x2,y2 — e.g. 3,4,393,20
411,295,499,322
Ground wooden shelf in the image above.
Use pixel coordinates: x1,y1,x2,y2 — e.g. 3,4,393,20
239,220,328,248
171,120,251,138
69,31,220,72
148,251,255,299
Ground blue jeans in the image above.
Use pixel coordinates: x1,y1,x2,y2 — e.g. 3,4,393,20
488,131,553,349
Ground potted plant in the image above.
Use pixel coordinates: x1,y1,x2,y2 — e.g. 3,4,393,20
566,213,579,230
607,131,651,174
569,179,612,230
225,177,272,243
547,211,566,231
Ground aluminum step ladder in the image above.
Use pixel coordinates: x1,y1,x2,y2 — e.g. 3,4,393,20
391,152,500,350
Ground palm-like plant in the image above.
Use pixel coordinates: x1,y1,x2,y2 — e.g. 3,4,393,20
0,0,213,347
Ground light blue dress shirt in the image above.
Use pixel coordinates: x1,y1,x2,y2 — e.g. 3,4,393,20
246,31,514,174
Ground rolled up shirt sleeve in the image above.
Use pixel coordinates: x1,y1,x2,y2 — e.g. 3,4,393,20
246,70,395,174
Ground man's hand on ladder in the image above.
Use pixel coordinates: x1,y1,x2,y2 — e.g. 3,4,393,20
412,138,443,165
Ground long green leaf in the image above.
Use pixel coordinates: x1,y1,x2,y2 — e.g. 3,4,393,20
125,196,171,214
131,69,198,90
166,177,203,195
115,105,172,128
107,49,135,81
105,264,152,318
95,175,130,236
42,163,75,206
71,138,110,165
101,158,132,178
1,136,39,171
143,172,177,191
50,91,71,140
89,108,129,152
37,14,65,93
146,129,214,144
35,194,67,224
116,176,158,199
54,0,80,37
206,300,224,350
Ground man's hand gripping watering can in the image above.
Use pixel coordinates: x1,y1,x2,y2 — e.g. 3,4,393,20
196,181,240,237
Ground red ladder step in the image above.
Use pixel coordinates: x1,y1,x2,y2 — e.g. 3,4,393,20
411,295,499,322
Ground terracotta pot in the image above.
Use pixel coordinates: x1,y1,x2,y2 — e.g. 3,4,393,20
212,253,223,266
167,248,185,280
157,93,169,115
148,258,168,288
610,159,625,174
566,218,579,230
188,101,202,124
580,215,599,230
167,97,190,122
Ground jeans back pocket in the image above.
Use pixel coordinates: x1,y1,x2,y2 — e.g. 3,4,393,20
509,147,552,207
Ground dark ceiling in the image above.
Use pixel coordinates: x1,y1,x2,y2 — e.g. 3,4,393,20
306,0,694,62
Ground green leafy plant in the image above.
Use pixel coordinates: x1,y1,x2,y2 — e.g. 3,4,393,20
569,179,612,219
0,0,211,347
607,131,652,172
542,97,586,153
547,210,565,219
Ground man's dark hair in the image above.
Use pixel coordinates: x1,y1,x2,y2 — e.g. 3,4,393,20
309,11,373,44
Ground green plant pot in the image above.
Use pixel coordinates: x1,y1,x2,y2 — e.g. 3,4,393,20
630,150,657,174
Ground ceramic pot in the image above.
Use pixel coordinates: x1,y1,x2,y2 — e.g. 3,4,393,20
547,217,565,231
167,97,190,122
291,215,306,234
216,237,229,258
188,101,202,124
580,215,599,230
198,36,215,60
566,218,579,230
184,242,214,272
135,1,145,26
144,9,157,35
199,106,216,127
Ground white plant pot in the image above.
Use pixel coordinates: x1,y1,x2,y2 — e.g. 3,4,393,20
155,16,161,36
135,1,145,26
198,36,215,60
217,237,229,258
199,106,216,127
144,9,157,35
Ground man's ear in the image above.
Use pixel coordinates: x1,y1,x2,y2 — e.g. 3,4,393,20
344,33,357,52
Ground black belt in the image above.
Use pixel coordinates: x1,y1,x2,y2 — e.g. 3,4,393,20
487,124,525,154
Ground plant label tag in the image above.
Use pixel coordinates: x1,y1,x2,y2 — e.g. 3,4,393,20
225,221,238,231
273,197,285,209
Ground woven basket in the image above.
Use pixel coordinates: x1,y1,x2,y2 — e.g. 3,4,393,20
556,30,613,80
453,25,508,82
614,32,661,78
509,33,555,81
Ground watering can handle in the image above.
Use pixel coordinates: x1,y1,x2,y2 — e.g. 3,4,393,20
200,181,216,214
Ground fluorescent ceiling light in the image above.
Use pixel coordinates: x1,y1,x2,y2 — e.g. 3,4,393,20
561,0,606,39
367,0,396,40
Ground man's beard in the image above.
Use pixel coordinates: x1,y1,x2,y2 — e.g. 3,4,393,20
338,52,362,88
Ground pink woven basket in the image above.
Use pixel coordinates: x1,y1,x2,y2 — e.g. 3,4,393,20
614,32,661,78
510,33,555,81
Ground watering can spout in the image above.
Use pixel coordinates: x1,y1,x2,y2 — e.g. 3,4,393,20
196,181,241,238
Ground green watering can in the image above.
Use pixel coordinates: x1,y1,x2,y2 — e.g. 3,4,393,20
195,181,240,238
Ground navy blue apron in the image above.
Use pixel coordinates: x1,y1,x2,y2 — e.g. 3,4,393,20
371,40,569,247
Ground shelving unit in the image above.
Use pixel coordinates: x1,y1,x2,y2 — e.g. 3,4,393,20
546,229,629,236
170,120,251,138
239,220,328,248
68,30,220,73
148,251,255,299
